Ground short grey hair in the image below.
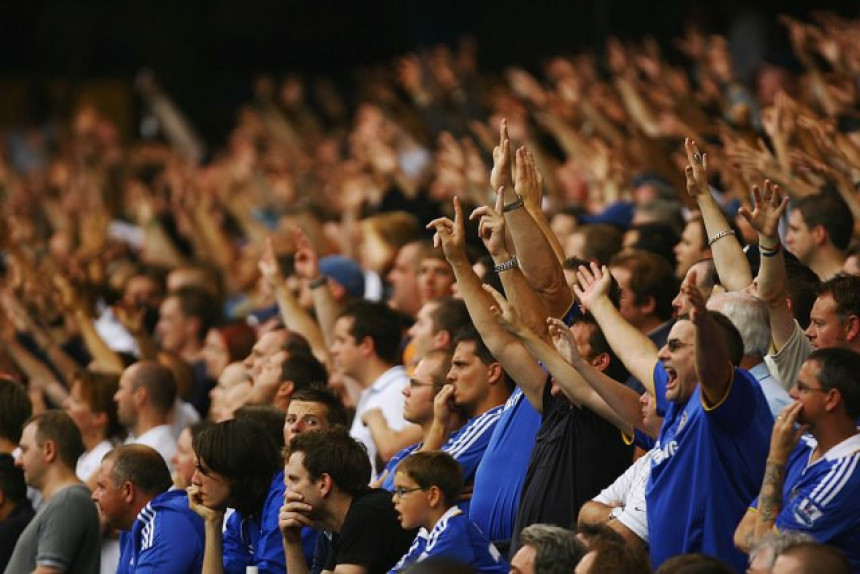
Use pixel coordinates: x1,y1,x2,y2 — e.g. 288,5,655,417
749,531,816,570
519,524,585,574
707,291,771,357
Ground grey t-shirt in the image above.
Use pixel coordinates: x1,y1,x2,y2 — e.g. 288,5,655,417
4,483,100,574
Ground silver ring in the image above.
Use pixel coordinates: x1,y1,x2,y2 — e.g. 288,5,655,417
693,152,703,164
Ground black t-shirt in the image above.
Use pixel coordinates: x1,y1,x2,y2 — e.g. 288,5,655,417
323,489,416,574
511,378,633,553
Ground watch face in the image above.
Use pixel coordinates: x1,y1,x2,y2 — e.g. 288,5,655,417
610,506,624,519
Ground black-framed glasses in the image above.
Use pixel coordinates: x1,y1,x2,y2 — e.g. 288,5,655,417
393,486,426,498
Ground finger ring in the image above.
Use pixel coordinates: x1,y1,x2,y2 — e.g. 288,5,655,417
693,153,702,164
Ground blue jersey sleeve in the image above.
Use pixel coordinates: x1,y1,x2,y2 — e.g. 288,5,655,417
776,457,860,542
701,368,766,432
444,409,501,481
222,480,288,574
222,511,251,574
254,480,289,573
134,510,205,573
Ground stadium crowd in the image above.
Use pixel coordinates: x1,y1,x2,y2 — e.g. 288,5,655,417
1,10,860,574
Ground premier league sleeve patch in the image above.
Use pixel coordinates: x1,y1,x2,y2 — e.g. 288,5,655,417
793,498,824,526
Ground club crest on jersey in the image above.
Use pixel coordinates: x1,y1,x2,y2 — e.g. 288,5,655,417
794,498,823,526
678,411,689,432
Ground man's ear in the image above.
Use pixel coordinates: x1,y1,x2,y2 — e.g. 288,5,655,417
843,315,860,342
123,481,136,504
133,386,148,408
358,335,376,358
486,362,503,386
590,352,610,373
812,224,828,247
640,295,657,316
276,381,295,403
427,485,444,509
318,473,334,497
42,439,58,464
434,330,451,352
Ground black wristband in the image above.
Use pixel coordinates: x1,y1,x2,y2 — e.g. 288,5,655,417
308,276,328,289
503,195,525,213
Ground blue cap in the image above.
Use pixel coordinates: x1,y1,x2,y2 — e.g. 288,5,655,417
579,201,635,230
319,256,365,299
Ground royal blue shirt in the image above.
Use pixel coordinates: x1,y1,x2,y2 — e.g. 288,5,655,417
751,433,860,571
646,364,772,571
382,405,503,505
117,489,205,574
469,388,540,544
389,507,508,573
223,470,318,573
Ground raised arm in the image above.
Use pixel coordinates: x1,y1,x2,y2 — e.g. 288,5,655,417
737,181,795,352
546,317,653,437
685,275,734,405
574,263,659,395
491,121,572,319
259,236,330,366
54,275,125,375
469,186,551,339
426,197,547,412
484,286,632,434
684,139,752,291
293,229,341,355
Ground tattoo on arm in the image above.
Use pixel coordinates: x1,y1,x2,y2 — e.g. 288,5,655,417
755,459,786,539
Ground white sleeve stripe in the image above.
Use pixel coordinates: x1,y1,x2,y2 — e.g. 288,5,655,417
808,455,856,505
445,412,499,457
808,459,848,502
819,455,860,506
445,412,501,458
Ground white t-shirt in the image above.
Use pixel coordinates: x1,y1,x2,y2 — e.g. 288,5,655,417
75,440,114,482
350,366,411,478
593,449,654,542
128,424,177,474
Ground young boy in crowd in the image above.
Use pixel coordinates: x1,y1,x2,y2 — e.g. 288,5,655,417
390,451,507,573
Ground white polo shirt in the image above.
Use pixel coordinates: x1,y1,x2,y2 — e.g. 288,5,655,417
349,365,410,478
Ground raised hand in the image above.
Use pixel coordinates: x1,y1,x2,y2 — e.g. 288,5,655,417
113,301,146,336
469,187,509,258
513,147,542,211
681,270,707,325
737,180,788,240
572,262,613,312
483,283,526,337
426,197,468,266
490,120,513,192
258,236,284,287
684,138,709,198
547,317,582,366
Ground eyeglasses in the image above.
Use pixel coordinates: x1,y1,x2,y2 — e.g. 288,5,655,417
393,486,426,499
794,382,829,394
666,339,692,352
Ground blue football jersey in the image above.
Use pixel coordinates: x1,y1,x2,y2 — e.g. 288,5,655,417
390,507,508,573
117,489,205,574
469,388,540,543
646,364,772,571
752,433,860,572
